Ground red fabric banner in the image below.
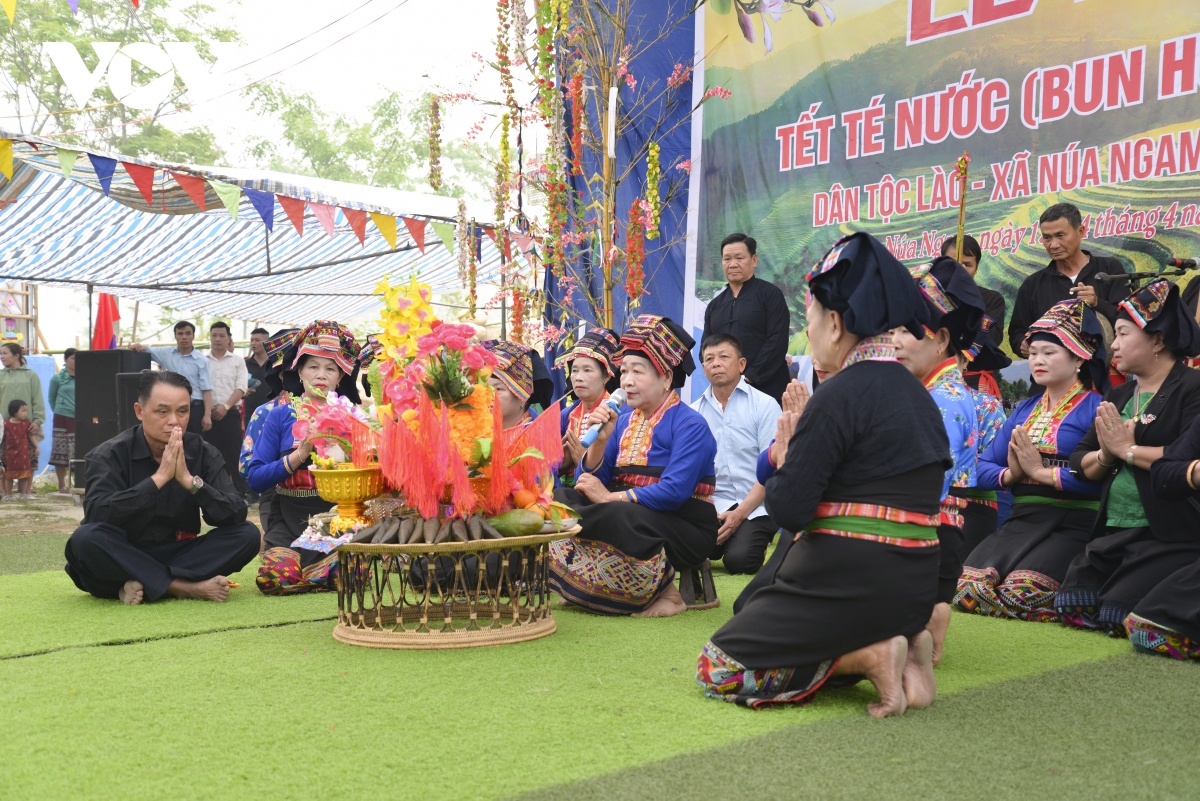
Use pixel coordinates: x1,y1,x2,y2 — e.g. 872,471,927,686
91,293,120,350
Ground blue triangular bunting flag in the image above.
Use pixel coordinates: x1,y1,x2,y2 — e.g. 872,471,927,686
87,154,118,195
472,225,483,262
243,187,275,231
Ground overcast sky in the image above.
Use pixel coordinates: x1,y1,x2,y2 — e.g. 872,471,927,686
31,0,508,351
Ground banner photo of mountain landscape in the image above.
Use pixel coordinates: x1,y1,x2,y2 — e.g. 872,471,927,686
695,0,1200,353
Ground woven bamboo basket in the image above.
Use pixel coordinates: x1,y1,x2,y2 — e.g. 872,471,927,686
333,526,579,650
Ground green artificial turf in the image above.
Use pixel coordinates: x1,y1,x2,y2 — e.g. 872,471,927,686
519,653,1200,801
0,532,71,576
0,556,1131,801
0,560,336,659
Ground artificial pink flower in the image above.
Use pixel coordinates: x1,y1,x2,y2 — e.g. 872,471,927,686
417,333,441,354
462,349,486,370
444,335,470,351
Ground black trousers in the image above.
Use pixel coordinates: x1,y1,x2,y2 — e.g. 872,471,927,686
711,514,779,575
64,521,260,601
204,409,247,493
186,400,205,435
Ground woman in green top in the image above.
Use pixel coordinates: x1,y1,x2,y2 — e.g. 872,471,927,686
0,343,44,476
1056,279,1200,635
48,347,76,492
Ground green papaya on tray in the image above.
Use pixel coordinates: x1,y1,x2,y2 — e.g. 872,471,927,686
487,508,545,537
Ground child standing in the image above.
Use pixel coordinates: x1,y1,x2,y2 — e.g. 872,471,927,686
4,399,38,500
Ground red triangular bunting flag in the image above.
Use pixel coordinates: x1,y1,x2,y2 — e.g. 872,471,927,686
484,227,498,245
171,171,207,211
277,195,305,236
401,216,426,254
122,162,156,205
343,208,367,246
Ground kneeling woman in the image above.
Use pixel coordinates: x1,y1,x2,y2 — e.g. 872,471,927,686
551,315,718,618
893,257,987,664
698,233,949,715
1056,280,1200,633
247,322,361,594
956,300,1105,621
1124,415,1200,659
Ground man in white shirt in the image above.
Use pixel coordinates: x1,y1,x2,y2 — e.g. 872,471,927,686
690,333,782,574
204,322,249,494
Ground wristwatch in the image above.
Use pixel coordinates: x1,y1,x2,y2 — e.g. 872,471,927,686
1125,445,1139,465
188,476,205,495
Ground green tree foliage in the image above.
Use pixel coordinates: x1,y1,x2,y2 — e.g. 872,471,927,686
245,84,493,198
0,0,236,161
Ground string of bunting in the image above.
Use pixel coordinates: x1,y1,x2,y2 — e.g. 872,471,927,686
0,136,541,265
1,0,143,24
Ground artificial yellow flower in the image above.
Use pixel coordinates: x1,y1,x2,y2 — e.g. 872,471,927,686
375,275,438,358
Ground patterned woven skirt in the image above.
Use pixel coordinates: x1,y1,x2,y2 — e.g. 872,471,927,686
1123,554,1200,660
955,502,1096,622
549,537,674,615
549,489,718,615
257,493,338,595
49,415,74,467
256,547,338,595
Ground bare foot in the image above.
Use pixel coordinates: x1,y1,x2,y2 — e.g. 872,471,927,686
633,583,687,618
118,580,144,606
166,576,230,603
903,630,936,709
836,636,908,718
925,602,952,667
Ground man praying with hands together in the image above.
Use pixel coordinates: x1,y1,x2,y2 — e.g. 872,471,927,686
64,371,259,605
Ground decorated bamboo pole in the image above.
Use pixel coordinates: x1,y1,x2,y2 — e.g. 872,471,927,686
954,151,971,263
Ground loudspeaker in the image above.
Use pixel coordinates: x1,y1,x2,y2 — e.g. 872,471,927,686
115,372,142,432
75,350,151,458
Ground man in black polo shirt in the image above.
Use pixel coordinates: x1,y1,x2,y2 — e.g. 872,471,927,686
1007,203,1128,356
702,233,791,402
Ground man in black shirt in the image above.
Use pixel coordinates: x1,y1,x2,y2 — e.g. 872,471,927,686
64,371,259,605
702,233,791,402
1007,203,1128,356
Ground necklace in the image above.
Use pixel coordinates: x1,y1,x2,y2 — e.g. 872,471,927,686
1023,381,1085,451
1134,390,1156,425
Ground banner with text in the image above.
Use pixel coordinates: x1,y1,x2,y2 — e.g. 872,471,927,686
693,0,1200,353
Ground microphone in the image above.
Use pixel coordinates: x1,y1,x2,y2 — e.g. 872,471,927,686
1167,258,1198,269
580,388,627,448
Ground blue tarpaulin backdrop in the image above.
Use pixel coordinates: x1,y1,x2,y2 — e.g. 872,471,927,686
543,1,695,402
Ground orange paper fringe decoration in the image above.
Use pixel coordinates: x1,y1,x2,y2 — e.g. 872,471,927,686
509,399,565,492
486,398,512,514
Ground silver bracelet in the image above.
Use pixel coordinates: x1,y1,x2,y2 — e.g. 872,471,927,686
1095,450,1116,468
